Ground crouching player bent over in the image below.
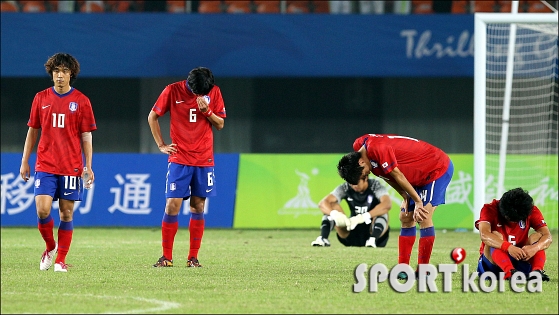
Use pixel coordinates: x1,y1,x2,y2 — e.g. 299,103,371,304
475,187,552,281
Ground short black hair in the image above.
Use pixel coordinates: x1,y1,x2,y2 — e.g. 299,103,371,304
44,53,80,84
337,152,363,185
187,67,215,95
498,187,533,222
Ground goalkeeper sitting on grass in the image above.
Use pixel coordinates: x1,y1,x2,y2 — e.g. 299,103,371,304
311,175,392,248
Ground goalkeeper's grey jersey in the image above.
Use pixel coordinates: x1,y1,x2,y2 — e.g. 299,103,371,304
331,177,388,217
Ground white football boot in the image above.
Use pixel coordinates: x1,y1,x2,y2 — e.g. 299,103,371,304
365,237,377,248
311,236,331,247
54,262,68,272
39,243,58,271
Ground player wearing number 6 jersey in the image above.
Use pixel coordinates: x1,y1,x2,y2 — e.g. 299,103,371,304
20,53,97,273
475,187,551,281
337,134,453,279
148,67,226,268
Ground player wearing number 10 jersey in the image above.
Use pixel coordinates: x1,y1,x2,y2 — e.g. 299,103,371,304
20,53,97,273
148,67,226,268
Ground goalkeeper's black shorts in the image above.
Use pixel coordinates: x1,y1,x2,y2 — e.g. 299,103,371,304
337,226,390,247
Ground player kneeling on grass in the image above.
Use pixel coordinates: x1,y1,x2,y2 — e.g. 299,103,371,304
475,187,552,281
311,175,392,248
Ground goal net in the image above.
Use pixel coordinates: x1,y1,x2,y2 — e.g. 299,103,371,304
474,12,558,230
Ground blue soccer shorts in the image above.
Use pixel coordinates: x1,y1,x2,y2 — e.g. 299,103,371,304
477,251,533,276
34,171,84,201
403,160,454,212
165,162,217,199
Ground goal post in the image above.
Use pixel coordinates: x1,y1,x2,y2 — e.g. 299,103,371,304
474,12,558,230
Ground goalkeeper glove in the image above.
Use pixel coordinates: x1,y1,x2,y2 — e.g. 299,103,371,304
329,210,350,228
348,212,372,231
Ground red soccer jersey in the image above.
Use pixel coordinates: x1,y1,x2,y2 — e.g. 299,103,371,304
475,199,547,255
353,134,450,187
28,87,97,176
151,81,226,166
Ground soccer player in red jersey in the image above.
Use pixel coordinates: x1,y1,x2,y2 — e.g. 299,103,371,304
475,187,551,281
19,53,97,273
148,67,226,268
337,134,454,279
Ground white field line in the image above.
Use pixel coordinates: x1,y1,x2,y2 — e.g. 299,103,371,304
2,292,181,314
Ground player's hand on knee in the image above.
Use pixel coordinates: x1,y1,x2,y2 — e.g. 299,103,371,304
413,205,428,222
508,246,526,260
520,245,537,261
330,210,350,228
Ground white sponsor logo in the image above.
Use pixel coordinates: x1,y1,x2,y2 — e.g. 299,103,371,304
42,105,51,109
64,192,72,196
175,100,184,104
353,263,543,293
401,29,473,59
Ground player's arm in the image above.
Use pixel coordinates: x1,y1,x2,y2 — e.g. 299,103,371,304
388,167,427,221
478,221,526,260
20,127,39,182
147,110,177,154
81,132,94,187
521,225,552,261
205,111,224,130
382,175,413,219
196,96,224,130
382,177,406,200
367,195,392,218
478,221,506,249
318,193,349,228
387,167,421,205
318,193,344,216
532,225,552,251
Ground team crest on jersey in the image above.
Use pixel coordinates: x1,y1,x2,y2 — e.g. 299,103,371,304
367,195,373,204
519,220,526,229
69,102,78,112
35,178,40,188
203,95,210,104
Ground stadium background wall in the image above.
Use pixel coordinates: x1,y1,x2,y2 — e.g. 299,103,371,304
2,13,477,154
1,13,556,229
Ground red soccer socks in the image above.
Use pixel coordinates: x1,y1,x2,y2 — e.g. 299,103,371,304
188,212,205,260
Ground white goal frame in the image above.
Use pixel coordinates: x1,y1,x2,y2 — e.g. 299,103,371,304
473,11,558,230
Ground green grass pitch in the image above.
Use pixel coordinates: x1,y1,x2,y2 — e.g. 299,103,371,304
1,227,557,314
